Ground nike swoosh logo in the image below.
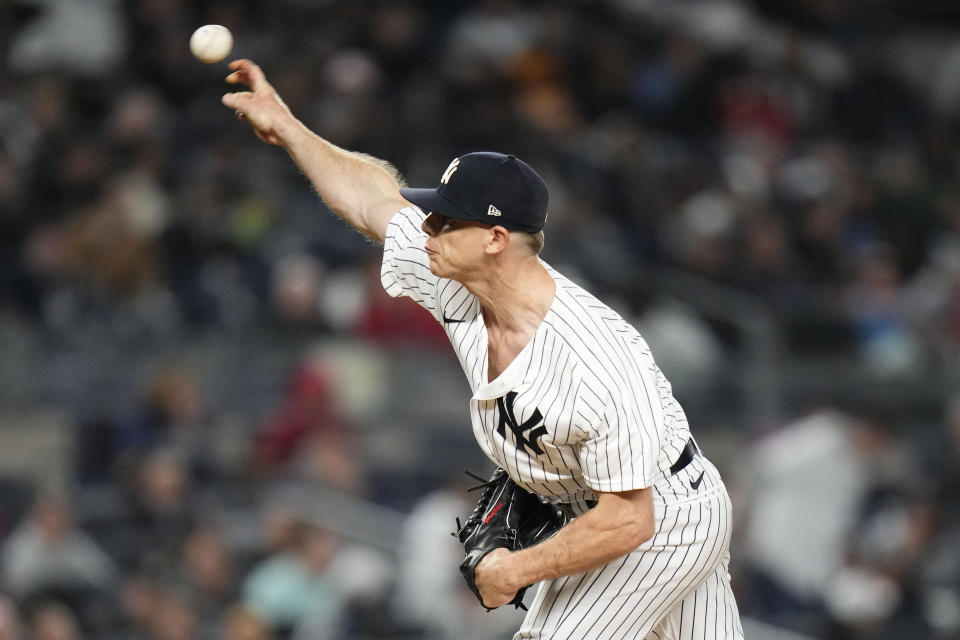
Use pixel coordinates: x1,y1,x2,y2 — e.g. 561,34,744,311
690,471,705,491
443,315,467,324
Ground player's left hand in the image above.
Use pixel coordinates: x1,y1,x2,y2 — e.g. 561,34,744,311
474,548,523,609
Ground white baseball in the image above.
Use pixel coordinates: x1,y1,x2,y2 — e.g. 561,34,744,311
190,24,233,64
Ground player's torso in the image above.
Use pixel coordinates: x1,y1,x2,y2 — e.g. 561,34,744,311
441,268,695,515
436,275,593,498
382,210,701,512
468,331,591,505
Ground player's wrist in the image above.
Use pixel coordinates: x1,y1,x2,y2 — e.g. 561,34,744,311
273,113,307,148
508,547,541,591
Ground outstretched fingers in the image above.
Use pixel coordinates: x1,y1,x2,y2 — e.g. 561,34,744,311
221,59,288,146
223,59,274,110
225,59,270,91
221,90,252,110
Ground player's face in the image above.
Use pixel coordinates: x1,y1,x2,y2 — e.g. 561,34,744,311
421,213,491,279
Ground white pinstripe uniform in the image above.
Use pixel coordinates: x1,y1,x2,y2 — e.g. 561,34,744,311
381,206,744,640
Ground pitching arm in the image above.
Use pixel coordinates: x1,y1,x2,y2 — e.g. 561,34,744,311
221,59,406,243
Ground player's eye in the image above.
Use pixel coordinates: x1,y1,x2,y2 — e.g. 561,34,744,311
425,213,451,234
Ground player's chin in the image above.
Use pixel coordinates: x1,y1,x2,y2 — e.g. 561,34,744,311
426,256,444,277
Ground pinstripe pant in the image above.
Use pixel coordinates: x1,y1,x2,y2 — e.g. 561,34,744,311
515,462,743,640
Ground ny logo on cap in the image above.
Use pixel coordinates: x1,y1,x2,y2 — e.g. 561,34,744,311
440,158,460,184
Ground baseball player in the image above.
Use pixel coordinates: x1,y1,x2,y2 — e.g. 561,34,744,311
223,58,743,640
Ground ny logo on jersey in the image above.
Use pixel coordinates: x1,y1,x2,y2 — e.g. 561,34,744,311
496,392,548,456
440,158,460,184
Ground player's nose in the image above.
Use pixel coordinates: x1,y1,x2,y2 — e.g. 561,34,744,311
422,212,442,237
421,214,435,236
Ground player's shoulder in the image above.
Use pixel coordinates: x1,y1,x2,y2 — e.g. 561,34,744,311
382,206,430,263
387,205,428,236
546,265,638,343
544,264,653,374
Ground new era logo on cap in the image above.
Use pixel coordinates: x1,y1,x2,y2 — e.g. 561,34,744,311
399,152,549,233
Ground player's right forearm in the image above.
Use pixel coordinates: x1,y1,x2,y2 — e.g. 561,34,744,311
277,117,401,242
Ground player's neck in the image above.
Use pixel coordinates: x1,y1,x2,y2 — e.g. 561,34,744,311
470,259,555,333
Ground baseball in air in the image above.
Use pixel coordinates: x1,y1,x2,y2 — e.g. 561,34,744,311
190,25,233,63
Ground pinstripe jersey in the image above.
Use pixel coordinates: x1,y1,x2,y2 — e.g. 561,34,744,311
382,207,703,507
382,207,743,639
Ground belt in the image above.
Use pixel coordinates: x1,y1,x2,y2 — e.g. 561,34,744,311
557,498,598,519
559,439,697,517
669,439,698,475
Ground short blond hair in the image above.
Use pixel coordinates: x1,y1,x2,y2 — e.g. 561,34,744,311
517,230,545,255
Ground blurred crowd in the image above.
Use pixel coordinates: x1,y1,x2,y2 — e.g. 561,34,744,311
1,0,959,367
1,0,960,639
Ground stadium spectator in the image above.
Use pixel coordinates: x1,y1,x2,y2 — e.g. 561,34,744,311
241,521,344,638
0,494,117,631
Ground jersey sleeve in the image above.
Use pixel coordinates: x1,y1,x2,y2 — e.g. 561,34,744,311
576,372,662,493
380,207,441,319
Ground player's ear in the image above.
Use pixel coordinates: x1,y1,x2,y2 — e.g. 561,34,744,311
483,225,511,255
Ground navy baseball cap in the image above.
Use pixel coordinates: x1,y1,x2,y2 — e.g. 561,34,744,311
400,152,549,233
